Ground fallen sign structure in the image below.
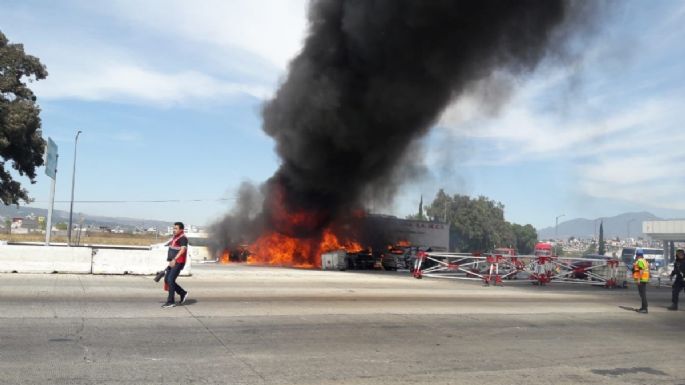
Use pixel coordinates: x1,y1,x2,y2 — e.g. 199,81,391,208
412,251,627,288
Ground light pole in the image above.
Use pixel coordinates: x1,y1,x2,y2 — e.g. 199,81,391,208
594,218,601,240
67,130,82,246
555,214,565,239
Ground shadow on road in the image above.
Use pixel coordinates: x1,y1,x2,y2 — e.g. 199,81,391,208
618,305,638,312
182,299,198,306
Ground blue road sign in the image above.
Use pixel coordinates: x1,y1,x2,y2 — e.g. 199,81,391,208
45,137,58,179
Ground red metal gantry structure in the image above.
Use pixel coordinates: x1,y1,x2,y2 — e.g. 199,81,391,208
412,251,627,288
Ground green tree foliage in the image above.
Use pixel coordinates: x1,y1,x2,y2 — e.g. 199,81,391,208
598,221,606,255
511,224,538,254
425,189,535,253
0,31,48,205
55,222,67,231
405,195,427,221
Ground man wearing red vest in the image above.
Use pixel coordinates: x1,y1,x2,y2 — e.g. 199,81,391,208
162,222,189,308
633,248,649,314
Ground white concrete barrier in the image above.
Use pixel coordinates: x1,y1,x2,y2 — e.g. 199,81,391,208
92,247,192,276
0,244,192,276
0,245,92,274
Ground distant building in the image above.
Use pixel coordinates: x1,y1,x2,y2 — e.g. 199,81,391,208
166,224,200,235
8,216,41,234
11,218,23,229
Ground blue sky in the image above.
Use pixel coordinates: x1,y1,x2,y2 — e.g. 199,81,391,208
1,0,685,230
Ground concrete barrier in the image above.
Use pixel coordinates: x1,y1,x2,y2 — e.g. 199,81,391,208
0,244,191,276
92,247,191,276
0,245,92,274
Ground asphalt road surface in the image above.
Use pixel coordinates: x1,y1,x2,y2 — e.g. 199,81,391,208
1,264,684,385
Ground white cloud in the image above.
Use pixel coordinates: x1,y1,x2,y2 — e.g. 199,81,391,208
2,1,308,107
438,97,665,166
435,59,685,211
34,64,272,105
100,0,308,70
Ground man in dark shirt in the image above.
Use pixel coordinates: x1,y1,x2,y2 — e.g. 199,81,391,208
668,249,685,310
162,222,189,308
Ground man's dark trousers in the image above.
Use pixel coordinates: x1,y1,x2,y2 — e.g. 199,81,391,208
166,263,186,304
673,277,684,305
637,282,648,310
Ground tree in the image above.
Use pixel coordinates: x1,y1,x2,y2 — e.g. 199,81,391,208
0,31,48,205
55,222,67,231
405,195,427,221
511,224,538,254
426,190,522,253
598,221,606,255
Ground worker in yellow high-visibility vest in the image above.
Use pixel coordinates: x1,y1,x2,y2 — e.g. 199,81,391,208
633,248,650,314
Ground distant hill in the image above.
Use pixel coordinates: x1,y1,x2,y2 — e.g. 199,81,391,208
537,212,663,240
0,204,172,231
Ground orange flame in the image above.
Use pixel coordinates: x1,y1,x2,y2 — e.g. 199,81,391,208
320,228,363,254
219,250,230,264
248,182,365,268
248,228,362,268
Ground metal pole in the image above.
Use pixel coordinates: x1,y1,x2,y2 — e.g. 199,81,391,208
45,177,56,245
67,130,82,246
555,214,565,239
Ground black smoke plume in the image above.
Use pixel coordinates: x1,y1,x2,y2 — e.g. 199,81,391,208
212,0,595,259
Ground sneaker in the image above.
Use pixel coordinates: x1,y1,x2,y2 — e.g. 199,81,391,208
668,304,678,311
161,302,176,308
637,308,648,314
180,292,189,305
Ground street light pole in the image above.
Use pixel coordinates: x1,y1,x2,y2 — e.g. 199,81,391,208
67,130,82,246
594,218,600,240
555,214,565,239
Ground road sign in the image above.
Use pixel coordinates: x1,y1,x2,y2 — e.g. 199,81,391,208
45,137,58,179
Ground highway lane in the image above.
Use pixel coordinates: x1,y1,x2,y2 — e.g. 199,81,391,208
0,265,683,384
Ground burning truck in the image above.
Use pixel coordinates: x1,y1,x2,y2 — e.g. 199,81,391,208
218,214,449,271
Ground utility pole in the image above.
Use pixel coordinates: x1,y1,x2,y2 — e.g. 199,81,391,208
67,130,82,246
555,214,565,239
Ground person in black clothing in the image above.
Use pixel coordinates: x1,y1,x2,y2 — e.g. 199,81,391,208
668,249,685,310
162,222,189,308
